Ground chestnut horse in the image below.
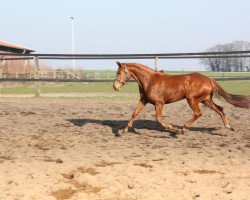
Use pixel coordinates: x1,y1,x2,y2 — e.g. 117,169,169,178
113,62,250,134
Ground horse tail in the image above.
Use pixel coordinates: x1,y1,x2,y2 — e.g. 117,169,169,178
211,80,250,109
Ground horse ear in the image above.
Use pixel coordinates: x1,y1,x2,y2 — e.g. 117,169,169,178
116,61,122,67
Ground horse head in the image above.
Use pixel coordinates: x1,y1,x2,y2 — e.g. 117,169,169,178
113,62,131,91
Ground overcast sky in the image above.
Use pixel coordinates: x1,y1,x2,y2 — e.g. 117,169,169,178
1,0,250,70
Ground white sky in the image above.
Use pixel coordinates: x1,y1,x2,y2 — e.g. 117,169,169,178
1,0,250,70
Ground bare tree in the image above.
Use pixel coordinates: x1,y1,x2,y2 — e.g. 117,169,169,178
200,41,250,71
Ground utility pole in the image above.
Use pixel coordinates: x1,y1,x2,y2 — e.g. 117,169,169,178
155,56,159,71
70,17,75,73
34,56,40,97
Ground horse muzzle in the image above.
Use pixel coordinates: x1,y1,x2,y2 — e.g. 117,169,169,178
113,84,120,91
113,81,123,91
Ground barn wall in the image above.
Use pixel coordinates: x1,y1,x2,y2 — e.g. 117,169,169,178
0,50,33,74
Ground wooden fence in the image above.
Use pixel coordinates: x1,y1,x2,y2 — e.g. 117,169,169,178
0,52,250,96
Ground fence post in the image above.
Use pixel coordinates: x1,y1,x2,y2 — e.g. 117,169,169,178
34,56,40,97
53,71,56,79
155,56,159,71
67,70,70,79
0,69,2,96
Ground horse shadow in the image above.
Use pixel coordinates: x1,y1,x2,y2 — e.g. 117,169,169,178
67,118,217,138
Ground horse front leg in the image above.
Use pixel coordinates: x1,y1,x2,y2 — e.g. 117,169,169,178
123,99,147,134
155,102,179,133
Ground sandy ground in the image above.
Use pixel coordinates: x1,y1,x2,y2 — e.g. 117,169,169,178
0,96,249,200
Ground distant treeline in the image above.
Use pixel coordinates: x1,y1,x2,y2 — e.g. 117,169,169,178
200,41,250,72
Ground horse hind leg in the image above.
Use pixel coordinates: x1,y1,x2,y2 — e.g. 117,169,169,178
182,99,202,133
202,99,234,131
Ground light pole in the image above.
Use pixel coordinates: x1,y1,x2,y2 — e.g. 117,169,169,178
70,17,75,73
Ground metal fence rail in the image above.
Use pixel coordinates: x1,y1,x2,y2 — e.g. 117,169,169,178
1,50,250,61
1,50,250,57
0,77,249,83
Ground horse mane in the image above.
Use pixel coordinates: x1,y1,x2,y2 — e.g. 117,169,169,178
124,62,157,73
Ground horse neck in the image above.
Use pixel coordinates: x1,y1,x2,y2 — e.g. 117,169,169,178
126,64,154,90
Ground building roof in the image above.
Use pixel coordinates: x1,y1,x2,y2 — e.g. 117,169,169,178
0,41,34,53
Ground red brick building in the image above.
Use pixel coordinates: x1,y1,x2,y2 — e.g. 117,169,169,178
0,41,35,75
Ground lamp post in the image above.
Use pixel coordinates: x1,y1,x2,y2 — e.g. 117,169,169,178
70,17,75,73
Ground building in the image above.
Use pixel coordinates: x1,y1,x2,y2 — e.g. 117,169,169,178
0,41,35,76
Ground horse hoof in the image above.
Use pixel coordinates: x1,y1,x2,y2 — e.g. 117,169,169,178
122,128,128,134
175,128,182,134
181,128,187,134
170,126,179,133
226,124,235,131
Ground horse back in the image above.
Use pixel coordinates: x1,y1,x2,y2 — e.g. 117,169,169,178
146,72,213,103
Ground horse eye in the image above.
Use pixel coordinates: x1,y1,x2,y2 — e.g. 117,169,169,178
117,72,121,75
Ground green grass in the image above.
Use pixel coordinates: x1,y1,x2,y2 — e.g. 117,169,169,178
0,82,139,94
0,84,34,94
217,81,250,95
198,71,250,78
81,70,250,79
1,80,250,95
